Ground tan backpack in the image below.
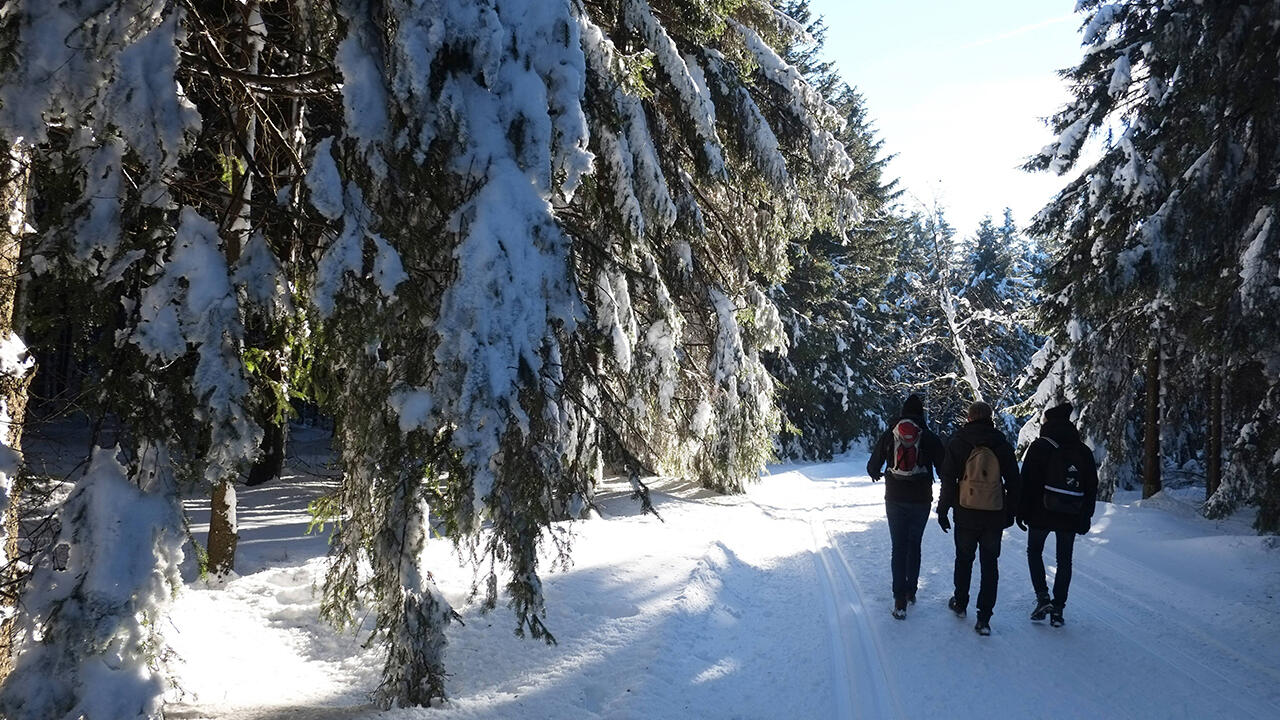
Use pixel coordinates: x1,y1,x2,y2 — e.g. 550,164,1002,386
959,445,1003,511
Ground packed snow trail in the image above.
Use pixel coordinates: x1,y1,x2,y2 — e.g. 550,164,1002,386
166,454,1280,719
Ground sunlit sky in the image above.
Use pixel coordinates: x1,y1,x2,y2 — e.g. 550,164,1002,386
807,1,1088,235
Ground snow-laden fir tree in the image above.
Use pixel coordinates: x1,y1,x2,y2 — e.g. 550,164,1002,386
0,0,863,712
954,210,1043,437
764,2,904,460
0,1,289,716
1023,0,1280,529
872,208,969,435
306,0,862,706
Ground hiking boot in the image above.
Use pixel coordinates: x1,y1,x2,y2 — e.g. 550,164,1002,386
1049,605,1065,628
974,618,991,636
947,596,966,617
892,596,907,620
1030,595,1054,622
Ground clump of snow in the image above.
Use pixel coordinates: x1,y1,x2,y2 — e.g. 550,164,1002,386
1048,110,1093,174
71,138,125,273
335,15,391,158
233,232,292,317
0,332,32,379
690,399,714,438
101,10,200,200
0,446,184,720
305,138,346,220
389,386,436,434
1083,4,1124,46
1238,206,1275,312
1108,52,1132,98
595,268,637,372
312,183,406,317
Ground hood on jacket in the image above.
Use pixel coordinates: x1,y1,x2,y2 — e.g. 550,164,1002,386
1044,403,1073,423
1041,402,1081,444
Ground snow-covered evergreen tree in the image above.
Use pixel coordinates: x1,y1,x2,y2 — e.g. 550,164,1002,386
0,0,862,711
766,1,903,459
1024,1,1280,530
308,0,861,704
0,2,276,715
873,208,968,435
956,211,1042,436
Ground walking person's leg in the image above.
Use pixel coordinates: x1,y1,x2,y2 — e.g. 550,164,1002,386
1026,526,1051,597
1026,526,1055,619
974,525,1002,623
952,526,978,612
1051,529,1076,625
885,501,909,603
904,503,929,602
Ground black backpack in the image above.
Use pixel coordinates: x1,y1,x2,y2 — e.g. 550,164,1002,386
1040,437,1085,514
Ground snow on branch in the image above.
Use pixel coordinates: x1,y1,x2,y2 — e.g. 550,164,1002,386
131,209,261,482
623,0,727,177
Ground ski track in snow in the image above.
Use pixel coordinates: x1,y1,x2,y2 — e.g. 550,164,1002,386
161,453,1280,719
808,516,903,719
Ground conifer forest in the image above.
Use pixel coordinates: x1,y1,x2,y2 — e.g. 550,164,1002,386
0,1,1276,718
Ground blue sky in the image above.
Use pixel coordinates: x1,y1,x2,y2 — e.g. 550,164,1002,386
806,1,1088,234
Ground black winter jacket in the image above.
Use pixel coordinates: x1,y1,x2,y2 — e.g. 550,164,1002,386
937,418,1022,530
1018,417,1099,533
867,413,944,505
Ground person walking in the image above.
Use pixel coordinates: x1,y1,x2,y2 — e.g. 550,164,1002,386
867,394,945,619
1016,402,1099,628
936,401,1021,636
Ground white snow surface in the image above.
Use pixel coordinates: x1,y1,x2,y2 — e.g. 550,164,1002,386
164,451,1280,719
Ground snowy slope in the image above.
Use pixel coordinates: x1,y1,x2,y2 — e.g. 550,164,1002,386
166,454,1280,719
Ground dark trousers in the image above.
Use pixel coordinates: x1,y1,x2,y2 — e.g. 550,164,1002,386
1027,527,1076,607
953,524,1002,620
885,501,929,599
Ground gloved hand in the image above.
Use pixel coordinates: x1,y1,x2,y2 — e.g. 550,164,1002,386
937,512,951,533
1015,516,1027,531
1003,512,1016,529
870,473,881,483
1078,517,1091,535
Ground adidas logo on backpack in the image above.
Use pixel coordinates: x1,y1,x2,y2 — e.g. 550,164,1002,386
1041,437,1085,514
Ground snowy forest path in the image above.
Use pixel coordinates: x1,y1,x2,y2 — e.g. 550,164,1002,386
1003,527,1280,718
161,455,1280,720
1074,528,1280,688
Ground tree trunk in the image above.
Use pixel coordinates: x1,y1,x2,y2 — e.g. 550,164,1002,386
1142,344,1162,499
1206,367,1223,501
206,0,261,574
206,479,238,576
0,141,35,682
928,215,983,402
245,417,284,486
